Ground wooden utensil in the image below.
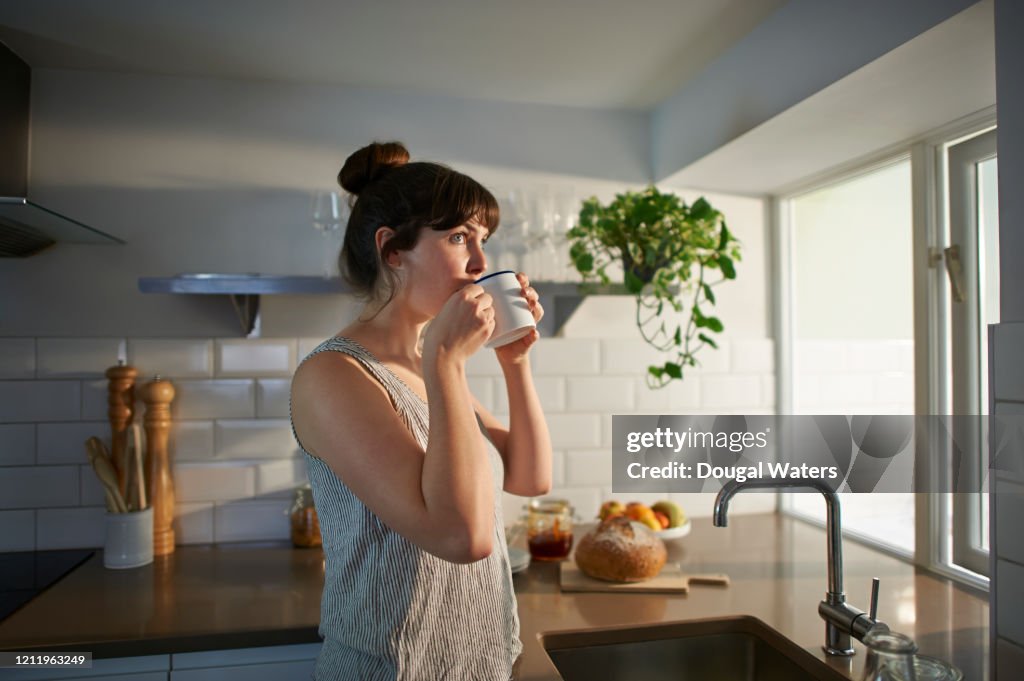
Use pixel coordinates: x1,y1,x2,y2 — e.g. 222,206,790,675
141,376,176,556
85,437,128,513
560,561,729,594
105,362,138,499
131,423,146,510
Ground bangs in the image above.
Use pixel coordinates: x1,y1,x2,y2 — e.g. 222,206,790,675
426,169,500,234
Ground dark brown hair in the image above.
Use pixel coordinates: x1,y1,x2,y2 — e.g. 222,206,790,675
337,141,500,305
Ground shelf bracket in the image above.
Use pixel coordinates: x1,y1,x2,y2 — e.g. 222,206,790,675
228,293,260,337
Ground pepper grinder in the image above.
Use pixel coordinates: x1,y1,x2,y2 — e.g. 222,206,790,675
105,361,138,499
141,375,176,556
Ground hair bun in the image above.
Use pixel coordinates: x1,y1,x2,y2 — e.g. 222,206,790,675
338,141,410,195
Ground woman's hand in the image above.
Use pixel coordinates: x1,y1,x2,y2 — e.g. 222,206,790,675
494,272,544,365
423,284,496,365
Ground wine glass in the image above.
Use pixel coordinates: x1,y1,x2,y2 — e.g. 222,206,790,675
311,190,347,277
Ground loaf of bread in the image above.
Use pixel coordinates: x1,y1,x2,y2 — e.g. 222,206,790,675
574,516,668,582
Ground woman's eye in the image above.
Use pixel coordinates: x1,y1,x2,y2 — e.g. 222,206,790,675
450,233,467,244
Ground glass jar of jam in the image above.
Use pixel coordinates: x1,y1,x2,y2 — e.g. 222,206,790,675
289,485,322,548
525,498,574,561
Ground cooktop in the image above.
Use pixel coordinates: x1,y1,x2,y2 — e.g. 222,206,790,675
0,549,94,621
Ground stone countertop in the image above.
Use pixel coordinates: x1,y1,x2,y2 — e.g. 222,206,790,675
0,514,989,679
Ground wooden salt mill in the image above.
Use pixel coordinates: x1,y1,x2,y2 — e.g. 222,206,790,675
105,361,138,499
141,376,176,556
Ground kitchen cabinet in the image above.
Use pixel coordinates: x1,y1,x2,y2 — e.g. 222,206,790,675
168,643,318,681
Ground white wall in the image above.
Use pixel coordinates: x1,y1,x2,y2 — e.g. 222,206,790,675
1,68,649,337
0,67,772,551
650,0,978,181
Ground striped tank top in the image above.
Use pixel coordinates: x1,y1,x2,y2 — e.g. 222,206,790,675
290,337,522,680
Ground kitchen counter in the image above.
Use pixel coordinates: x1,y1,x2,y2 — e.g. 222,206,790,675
0,514,988,679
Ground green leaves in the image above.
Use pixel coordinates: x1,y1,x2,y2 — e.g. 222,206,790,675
565,185,741,389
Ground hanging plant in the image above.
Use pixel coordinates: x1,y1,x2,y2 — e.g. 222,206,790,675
567,186,741,388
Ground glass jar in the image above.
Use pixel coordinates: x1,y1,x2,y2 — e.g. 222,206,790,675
524,498,574,561
289,484,322,548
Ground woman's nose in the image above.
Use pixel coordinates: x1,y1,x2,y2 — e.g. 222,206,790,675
468,243,487,276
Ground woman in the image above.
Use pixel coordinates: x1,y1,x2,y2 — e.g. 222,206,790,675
290,141,552,680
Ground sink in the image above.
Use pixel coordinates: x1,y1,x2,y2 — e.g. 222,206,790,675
539,616,850,681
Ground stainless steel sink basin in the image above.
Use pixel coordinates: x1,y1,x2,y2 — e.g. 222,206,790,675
539,616,849,681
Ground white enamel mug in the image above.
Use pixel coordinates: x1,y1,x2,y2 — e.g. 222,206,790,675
475,270,536,348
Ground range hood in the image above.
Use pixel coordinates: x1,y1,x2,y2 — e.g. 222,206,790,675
0,41,123,257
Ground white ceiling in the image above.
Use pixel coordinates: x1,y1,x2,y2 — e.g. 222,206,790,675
663,0,996,194
0,0,785,110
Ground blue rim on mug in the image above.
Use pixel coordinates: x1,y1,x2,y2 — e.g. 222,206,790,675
474,270,517,285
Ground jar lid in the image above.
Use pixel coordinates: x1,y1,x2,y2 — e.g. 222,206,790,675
526,498,573,513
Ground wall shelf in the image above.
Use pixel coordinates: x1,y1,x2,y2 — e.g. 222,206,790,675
138,274,625,337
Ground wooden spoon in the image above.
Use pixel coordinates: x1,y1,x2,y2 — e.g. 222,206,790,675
86,437,128,513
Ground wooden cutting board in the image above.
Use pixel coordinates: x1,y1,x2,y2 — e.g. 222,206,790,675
560,561,729,594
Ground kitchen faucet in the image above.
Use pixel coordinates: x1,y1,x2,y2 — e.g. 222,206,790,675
713,478,886,656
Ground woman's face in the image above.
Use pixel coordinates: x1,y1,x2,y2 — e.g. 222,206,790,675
394,220,490,317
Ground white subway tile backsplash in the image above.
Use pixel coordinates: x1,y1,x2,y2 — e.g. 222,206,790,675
256,379,292,418
298,337,328,359
175,463,255,502
214,499,290,542
996,559,1024,645
731,340,774,374
175,502,214,544
0,510,35,551
550,450,565,488
256,459,309,496
567,377,635,412
993,323,1024,402
215,419,297,460
0,380,80,422
80,379,109,420
0,424,35,465
466,349,503,377
171,421,215,461
846,341,912,374
215,339,297,377
564,450,613,487
0,339,35,379
37,421,108,464
700,375,762,409
173,380,255,419
129,339,214,378
600,340,663,376
532,339,601,376
546,487,601,520
0,466,79,509
795,341,847,375
533,377,566,412
80,464,107,508
692,343,731,374
873,374,914,405
546,414,602,448
36,338,123,378
633,379,679,412
36,506,105,549
467,376,496,412
817,375,876,407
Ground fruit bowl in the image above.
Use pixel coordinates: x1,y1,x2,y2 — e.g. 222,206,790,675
655,518,691,541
